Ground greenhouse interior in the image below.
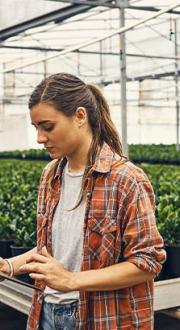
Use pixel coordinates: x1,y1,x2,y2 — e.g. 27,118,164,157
0,0,180,329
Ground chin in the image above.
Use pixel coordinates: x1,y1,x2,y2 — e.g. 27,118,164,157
49,151,63,159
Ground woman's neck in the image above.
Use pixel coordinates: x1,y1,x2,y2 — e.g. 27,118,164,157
67,135,92,172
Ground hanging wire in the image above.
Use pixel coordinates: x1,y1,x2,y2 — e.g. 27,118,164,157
77,50,80,75
169,14,174,40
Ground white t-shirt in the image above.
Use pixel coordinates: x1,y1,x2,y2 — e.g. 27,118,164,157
44,162,86,304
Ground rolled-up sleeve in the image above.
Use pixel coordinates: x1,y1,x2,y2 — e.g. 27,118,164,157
121,179,166,275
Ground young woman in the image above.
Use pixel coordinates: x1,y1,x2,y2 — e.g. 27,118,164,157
0,73,166,330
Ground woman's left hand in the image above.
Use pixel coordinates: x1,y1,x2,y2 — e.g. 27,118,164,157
19,246,75,292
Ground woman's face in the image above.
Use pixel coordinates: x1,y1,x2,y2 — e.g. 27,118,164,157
30,102,86,159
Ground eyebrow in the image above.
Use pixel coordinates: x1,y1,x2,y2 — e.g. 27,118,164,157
31,120,52,126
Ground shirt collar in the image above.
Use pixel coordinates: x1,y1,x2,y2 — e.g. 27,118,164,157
54,142,115,179
92,142,115,173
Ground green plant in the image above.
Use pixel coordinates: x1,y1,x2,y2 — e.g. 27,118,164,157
140,164,180,247
129,144,180,164
156,195,180,246
0,215,14,240
0,144,179,164
157,216,180,246
0,157,179,248
0,159,47,247
9,214,37,247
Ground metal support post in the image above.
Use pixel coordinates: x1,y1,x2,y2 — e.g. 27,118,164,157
119,7,128,156
174,19,180,150
43,57,47,79
100,40,103,78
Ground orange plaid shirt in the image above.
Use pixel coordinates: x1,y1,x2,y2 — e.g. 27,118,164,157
27,143,166,330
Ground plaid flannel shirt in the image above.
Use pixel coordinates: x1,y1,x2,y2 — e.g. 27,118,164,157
26,143,166,330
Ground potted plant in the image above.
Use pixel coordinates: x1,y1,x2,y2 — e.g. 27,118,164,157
157,198,180,279
9,216,36,284
158,216,180,279
10,215,36,254
0,215,14,258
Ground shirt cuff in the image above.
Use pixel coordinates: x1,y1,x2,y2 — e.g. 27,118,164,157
126,253,165,275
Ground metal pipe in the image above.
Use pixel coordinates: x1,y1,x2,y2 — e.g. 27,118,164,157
1,45,180,60
3,2,180,73
47,0,180,15
119,7,128,156
174,19,180,150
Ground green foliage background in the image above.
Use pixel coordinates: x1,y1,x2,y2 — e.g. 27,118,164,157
140,164,180,246
0,144,179,164
0,154,179,247
0,159,47,246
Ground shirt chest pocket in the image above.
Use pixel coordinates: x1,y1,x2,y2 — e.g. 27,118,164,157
86,216,117,268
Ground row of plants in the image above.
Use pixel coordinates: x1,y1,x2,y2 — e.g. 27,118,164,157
0,159,179,280
140,163,180,246
0,159,47,284
140,164,180,280
0,144,179,164
0,159,46,251
129,144,180,164
0,149,50,161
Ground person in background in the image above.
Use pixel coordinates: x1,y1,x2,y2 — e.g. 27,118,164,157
0,73,166,330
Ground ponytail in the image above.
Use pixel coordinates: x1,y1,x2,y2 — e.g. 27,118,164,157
86,84,123,157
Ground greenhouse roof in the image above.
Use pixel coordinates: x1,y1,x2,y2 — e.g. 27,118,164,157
0,0,180,150
0,0,179,84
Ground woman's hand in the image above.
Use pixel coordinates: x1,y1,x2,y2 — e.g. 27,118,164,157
19,246,76,292
0,258,10,275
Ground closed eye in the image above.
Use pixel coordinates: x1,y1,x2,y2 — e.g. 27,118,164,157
43,125,54,132
31,123,54,132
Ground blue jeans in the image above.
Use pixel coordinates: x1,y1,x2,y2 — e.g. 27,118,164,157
39,301,78,330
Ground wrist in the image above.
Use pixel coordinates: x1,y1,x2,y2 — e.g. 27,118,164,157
62,271,81,292
70,272,82,291
4,259,14,277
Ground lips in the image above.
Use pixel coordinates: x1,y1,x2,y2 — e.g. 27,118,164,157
45,146,55,152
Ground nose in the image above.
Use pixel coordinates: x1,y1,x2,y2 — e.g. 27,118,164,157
37,129,48,144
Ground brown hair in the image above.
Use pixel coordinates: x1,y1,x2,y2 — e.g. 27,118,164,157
29,73,126,204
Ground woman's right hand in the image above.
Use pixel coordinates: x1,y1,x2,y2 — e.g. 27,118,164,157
0,257,10,275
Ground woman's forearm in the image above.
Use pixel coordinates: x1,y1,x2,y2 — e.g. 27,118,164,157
73,261,154,291
9,247,37,275
19,249,155,292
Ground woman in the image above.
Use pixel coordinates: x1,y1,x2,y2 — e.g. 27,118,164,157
0,73,166,330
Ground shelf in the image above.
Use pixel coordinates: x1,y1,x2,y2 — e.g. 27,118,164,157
0,280,32,315
0,277,180,315
154,278,180,311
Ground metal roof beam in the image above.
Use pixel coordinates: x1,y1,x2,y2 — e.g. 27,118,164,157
46,0,127,9
3,2,180,73
0,5,93,41
1,44,179,60
0,1,180,42
129,5,180,15
130,70,180,81
102,70,180,86
46,0,180,14
0,0,113,42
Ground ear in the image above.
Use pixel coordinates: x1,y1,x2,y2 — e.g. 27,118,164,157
74,107,87,127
